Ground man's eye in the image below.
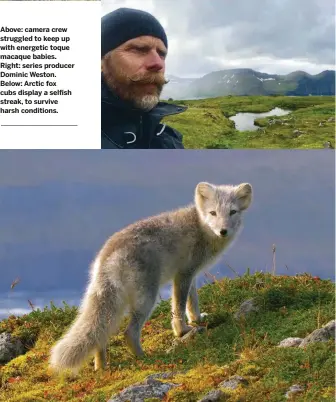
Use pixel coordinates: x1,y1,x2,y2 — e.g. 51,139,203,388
131,47,146,53
230,210,237,216
209,211,216,216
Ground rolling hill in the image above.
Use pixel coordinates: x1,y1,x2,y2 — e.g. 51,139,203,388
161,69,335,100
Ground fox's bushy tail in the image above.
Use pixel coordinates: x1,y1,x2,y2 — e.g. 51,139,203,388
49,282,126,372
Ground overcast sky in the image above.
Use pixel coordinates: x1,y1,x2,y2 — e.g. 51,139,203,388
101,0,335,78
0,150,334,319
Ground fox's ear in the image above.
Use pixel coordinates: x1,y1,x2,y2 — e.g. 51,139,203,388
235,183,252,210
195,182,216,199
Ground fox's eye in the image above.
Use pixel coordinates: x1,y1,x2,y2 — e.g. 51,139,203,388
230,210,237,216
209,211,217,216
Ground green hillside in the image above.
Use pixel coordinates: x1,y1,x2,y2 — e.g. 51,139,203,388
0,272,334,401
162,95,335,149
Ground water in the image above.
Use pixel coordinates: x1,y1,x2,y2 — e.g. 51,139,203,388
230,107,292,131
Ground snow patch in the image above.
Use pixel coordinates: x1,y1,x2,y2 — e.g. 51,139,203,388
257,77,276,82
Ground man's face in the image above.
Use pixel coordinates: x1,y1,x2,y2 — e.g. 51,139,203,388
102,35,168,111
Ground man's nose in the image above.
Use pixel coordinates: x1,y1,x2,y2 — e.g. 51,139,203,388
145,50,165,71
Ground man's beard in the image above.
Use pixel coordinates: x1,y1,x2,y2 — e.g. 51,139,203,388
103,57,169,111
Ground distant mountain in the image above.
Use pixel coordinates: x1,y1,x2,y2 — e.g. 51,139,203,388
160,74,196,99
161,69,335,99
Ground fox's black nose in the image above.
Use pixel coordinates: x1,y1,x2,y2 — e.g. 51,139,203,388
220,229,228,237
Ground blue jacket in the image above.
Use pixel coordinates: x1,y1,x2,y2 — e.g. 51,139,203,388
101,76,187,149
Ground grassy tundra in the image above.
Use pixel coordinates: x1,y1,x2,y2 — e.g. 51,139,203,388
0,272,334,401
162,96,335,149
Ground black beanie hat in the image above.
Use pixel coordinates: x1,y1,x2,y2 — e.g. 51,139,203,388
101,8,168,58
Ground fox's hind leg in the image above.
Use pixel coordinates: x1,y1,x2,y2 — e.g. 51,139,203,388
124,284,159,357
94,347,107,371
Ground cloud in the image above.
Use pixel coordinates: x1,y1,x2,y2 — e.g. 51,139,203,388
102,0,335,77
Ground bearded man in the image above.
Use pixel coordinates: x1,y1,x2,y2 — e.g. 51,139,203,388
101,8,187,149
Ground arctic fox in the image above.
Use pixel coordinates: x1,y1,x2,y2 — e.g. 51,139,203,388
49,181,252,372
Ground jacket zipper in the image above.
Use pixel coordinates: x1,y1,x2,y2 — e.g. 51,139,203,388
146,115,155,149
139,115,147,149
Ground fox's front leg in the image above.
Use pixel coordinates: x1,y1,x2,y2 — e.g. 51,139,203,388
186,278,201,324
172,273,194,337
94,347,107,371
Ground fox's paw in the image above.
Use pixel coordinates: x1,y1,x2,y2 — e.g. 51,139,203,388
187,312,208,325
200,312,208,320
176,325,206,340
181,325,194,336
173,325,194,338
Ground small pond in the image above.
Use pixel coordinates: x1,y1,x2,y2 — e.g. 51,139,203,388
229,107,292,131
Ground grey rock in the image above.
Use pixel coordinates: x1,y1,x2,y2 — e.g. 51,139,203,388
108,373,181,402
292,129,304,137
285,384,304,399
327,117,335,122
299,320,335,348
198,389,227,402
274,119,282,124
318,122,324,127
219,375,248,390
234,298,259,319
278,337,303,348
268,119,282,125
0,332,25,364
324,320,336,334
323,141,334,149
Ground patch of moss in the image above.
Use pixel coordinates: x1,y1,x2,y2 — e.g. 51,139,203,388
0,273,334,401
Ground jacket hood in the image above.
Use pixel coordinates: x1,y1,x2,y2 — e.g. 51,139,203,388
101,74,187,118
